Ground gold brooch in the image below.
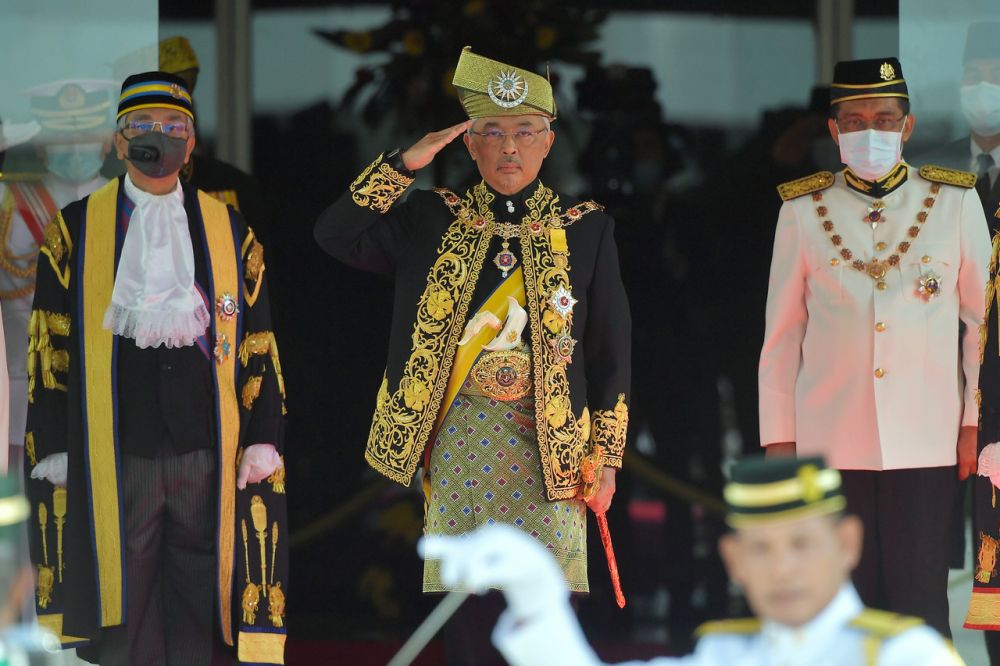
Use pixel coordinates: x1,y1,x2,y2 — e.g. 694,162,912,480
471,350,531,401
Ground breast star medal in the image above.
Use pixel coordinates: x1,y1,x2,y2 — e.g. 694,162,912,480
214,333,232,365
549,285,577,317
918,271,941,300
216,292,239,321
864,200,886,230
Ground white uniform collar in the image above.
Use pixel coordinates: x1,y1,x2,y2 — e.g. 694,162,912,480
760,584,862,657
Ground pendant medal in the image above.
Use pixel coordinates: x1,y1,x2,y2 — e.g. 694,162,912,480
866,261,887,281
494,240,517,278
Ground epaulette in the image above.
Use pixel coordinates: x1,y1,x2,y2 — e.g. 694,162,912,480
918,164,977,189
849,608,925,637
694,617,761,638
777,171,834,201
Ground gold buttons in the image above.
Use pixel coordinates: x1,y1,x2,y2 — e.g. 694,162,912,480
874,368,885,378
830,258,840,266
875,242,887,252
876,281,887,291
921,255,931,263
875,322,886,332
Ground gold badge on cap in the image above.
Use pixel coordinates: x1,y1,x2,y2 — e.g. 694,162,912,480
879,62,895,81
57,85,86,109
488,70,529,108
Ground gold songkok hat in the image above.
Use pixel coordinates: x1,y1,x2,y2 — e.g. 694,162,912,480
159,36,200,75
724,456,846,528
452,46,556,119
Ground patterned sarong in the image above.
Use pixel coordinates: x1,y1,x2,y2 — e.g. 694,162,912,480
422,381,588,592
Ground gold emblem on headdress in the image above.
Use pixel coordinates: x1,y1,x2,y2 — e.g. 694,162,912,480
797,464,823,503
57,85,85,109
488,70,528,108
879,62,895,81
169,83,182,99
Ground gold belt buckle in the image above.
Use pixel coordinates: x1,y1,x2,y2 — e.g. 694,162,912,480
471,350,531,401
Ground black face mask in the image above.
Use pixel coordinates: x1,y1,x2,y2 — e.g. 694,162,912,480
126,131,188,178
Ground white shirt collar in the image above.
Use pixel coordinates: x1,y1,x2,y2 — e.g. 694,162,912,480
969,137,1000,171
760,584,862,655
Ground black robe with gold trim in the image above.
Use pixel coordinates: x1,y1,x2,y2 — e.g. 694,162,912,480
24,176,289,664
315,153,631,501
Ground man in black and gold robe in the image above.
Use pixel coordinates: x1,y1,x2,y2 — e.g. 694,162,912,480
315,46,631,663
24,72,288,666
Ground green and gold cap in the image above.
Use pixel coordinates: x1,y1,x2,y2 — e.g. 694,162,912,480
452,46,556,119
830,57,908,106
724,456,846,528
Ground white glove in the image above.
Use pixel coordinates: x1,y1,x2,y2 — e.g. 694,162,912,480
419,524,568,621
237,444,282,490
31,452,68,488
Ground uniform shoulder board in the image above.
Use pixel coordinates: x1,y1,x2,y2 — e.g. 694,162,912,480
918,164,977,189
849,608,925,638
694,617,761,638
776,171,835,202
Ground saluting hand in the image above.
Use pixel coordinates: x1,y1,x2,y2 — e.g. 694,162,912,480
401,120,473,171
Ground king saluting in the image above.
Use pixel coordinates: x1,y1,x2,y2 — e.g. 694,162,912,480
315,46,631,657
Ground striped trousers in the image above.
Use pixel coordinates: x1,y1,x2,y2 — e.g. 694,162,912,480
92,449,234,666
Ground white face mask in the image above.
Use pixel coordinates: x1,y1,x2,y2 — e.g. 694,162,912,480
960,82,1000,137
837,127,904,181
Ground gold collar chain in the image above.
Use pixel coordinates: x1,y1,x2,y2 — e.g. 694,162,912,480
813,181,940,288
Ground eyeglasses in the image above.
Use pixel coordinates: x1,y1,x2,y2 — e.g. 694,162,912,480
122,120,190,139
467,127,549,146
836,116,906,133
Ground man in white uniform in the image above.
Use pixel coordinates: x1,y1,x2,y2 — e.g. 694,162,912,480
0,80,115,477
758,57,990,636
423,456,962,665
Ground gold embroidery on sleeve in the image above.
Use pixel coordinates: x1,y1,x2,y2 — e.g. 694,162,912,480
349,153,415,214
592,394,630,468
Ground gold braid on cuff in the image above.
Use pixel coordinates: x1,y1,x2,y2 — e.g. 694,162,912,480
591,393,629,467
349,153,415,214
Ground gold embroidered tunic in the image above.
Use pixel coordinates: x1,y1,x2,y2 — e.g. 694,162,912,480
315,153,631,504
